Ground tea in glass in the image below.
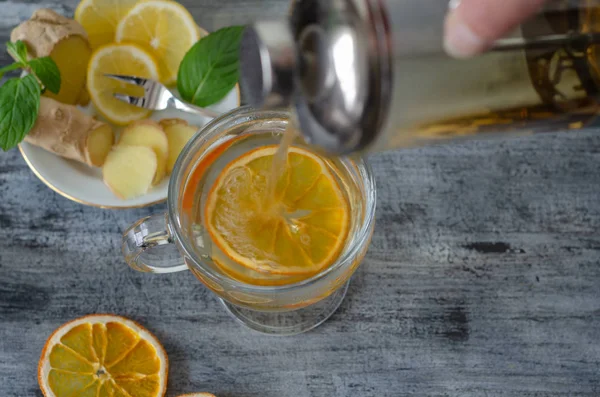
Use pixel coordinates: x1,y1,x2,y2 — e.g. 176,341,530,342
122,107,376,335
184,121,366,288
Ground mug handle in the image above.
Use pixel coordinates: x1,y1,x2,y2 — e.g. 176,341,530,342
122,213,189,273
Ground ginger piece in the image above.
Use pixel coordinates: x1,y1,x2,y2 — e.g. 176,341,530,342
159,118,197,173
103,145,157,200
11,9,92,106
76,85,91,107
119,120,169,185
158,119,185,129
25,97,114,167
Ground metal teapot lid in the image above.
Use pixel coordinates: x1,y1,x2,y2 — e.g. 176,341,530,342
240,0,392,154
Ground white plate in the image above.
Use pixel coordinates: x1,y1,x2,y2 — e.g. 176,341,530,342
19,87,240,209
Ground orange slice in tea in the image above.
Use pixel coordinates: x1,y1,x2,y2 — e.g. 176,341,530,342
205,146,350,276
38,314,168,397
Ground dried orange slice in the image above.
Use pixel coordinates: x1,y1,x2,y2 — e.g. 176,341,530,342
205,146,350,277
38,314,168,397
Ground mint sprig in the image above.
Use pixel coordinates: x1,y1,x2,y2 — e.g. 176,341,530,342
0,40,61,151
177,26,244,108
0,75,40,150
0,62,25,79
6,41,28,64
29,57,61,94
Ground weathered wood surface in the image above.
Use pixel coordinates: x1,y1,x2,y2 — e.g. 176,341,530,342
1,1,600,396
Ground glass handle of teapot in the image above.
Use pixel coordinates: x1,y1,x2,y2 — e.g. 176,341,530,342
122,213,188,273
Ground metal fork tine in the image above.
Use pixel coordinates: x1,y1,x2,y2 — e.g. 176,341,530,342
107,74,219,118
104,74,151,88
113,93,147,108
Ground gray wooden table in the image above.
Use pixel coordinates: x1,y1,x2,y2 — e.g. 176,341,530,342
2,1,600,396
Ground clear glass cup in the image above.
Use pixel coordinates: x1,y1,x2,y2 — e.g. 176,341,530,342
122,107,377,335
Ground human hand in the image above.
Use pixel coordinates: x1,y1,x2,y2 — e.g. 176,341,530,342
444,0,547,58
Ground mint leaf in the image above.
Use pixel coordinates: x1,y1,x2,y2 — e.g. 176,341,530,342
177,26,244,107
29,57,61,94
6,41,28,64
0,75,40,151
0,62,25,79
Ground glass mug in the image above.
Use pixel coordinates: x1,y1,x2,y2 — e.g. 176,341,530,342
122,107,377,335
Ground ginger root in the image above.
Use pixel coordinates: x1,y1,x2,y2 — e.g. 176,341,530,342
119,120,169,185
25,97,114,167
11,9,92,106
159,119,197,173
103,145,157,200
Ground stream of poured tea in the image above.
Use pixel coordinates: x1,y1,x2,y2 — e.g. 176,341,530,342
265,124,297,206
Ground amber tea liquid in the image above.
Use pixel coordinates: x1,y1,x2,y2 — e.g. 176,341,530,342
185,123,365,287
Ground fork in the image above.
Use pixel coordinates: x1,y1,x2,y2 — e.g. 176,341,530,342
105,74,221,119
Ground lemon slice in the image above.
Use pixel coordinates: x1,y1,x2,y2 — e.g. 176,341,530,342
87,43,159,125
75,0,141,50
205,146,350,277
38,314,168,397
115,0,200,85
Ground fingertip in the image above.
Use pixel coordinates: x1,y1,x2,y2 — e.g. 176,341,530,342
444,0,546,58
444,10,487,58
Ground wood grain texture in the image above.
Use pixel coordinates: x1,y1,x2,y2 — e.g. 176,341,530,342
1,2,600,397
